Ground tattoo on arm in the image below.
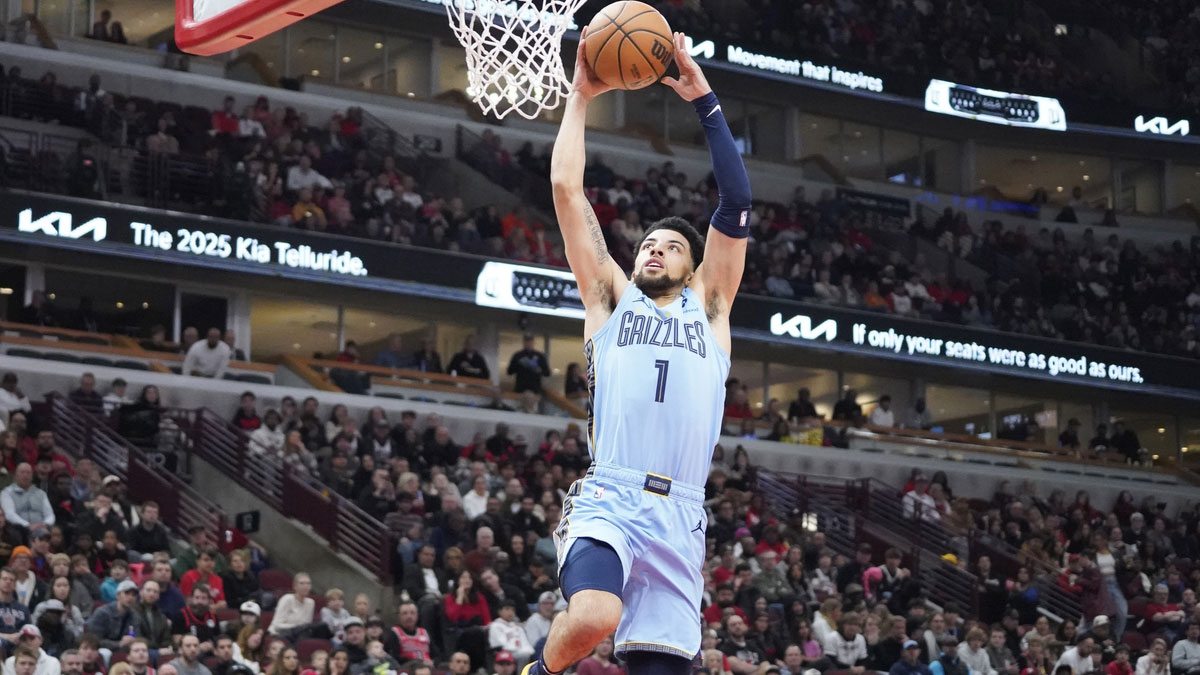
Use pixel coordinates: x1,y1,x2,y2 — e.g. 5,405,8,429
584,206,609,265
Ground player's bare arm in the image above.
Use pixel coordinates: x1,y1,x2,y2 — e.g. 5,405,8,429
661,32,751,356
551,28,630,339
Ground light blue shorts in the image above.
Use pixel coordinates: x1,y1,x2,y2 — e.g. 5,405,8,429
554,462,707,659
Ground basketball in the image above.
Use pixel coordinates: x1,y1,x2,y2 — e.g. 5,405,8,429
584,1,675,90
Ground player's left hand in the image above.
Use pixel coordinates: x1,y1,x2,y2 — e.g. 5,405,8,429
661,32,712,101
571,27,615,101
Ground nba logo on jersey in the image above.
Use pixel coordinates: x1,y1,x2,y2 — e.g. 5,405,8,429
739,210,749,227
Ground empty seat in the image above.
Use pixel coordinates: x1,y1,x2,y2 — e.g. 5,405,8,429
258,569,293,592
238,374,272,385
5,348,43,359
81,356,115,367
169,365,182,374
42,352,81,363
72,336,109,345
375,393,405,400
114,360,151,371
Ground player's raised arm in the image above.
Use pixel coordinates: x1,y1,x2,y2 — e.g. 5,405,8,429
551,30,627,314
662,32,752,319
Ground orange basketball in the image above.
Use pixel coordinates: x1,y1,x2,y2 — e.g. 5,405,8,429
584,1,674,90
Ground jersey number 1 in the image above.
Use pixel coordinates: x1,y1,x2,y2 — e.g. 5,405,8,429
653,359,669,403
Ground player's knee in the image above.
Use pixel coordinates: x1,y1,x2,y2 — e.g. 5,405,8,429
568,589,621,637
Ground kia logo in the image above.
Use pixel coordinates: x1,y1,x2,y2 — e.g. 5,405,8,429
18,208,108,241
769,313,837,342
1134,115,1190,136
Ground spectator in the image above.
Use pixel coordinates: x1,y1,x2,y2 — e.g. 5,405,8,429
20,292,56,328
723,387,754,420
986,627,1019,675
1136,639,1170,675
99,559,129,603
232,393,261,432
959,628,997,675
85,578,137,655
869,395,895,427
443,570,489,632
390,601,431,664
68,375,103,418
1060,419,1083,454
447,336,489,381
1,464,55,529
125,502,169,561
411,337,442,374
487,600,531,666
118,386,162,451
7,643,50,675
145,117,179,155
267,574,313,637
0,374,32,424
286,156,332,192
905,398,933,430
168,635,213,675
823,612,868,673
249,411,284,457
291,188,327,229
506,335,549,394
211,98,239,136
183,329,231,379
563,364,587,398
373,335,415,370
89,10,112,40
179,550,225,608
1174,623,1200,675
787,389,817,421
219,552,260,617
1054,636,1096,675
832,390,862,422
522,592,556,648
719,614,766,669
131,581,174,658
101,379,131,418
171,585,219,652
891,640,932,675
930,636,967,675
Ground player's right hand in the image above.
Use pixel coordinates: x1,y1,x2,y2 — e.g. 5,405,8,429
571,27,615,101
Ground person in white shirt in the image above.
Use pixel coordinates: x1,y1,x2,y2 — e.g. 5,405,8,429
1054,636,1097,675
182,329,231,379
249,411,285,456
1173,622,1200,675
960,628,998,675
868,395,895,427
102,378,132,417
823,612,868,672
318,589,352,643
812,598,841,649
523,592,557,648
488,600,533,667
0,464,55,529
3,625,61,675
1136,638,1171,675
286,155,332,192
0,374,31,426
461,476,490,521
902,475,937,521
268,573,314,636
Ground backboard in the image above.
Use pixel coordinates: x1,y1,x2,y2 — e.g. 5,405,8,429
175,0,347,55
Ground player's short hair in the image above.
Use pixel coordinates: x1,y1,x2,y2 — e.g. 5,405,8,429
638,217,704,271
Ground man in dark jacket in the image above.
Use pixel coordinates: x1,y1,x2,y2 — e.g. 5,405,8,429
930,636,969,675
126,502,171,559
402,546,447,604
132,579,175,657
890,641,933,675
85,579,138,652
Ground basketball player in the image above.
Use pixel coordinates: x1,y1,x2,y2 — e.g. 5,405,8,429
525,30,751,675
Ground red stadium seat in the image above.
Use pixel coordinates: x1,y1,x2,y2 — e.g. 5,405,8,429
259,569,294,592
1121,631,1147,653
297,638,333,662
216,607,240,623
110,654,128,666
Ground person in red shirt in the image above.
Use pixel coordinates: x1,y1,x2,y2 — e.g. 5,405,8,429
703,584,745,628
1143,584,1185,638
444,570,490,627
711,548,736,586
179,549,226,607
391,601,432,664
211,97,239,135
1105,645,1132,675
724,387,754,420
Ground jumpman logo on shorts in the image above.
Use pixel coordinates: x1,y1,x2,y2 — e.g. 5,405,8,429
691,519,703,533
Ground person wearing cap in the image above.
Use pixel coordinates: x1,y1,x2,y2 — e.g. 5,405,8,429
132,579,174,656
10,546,46,610
1,463,55,530
223,601,259,642
5,624,61,675
488,599,532,667
85,577,138,655
890,640,932,675
341,618,368,665
930,635,967,675
522,591,557,649
492,651,518,675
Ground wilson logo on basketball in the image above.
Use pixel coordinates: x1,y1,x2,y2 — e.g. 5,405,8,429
650,39,671,66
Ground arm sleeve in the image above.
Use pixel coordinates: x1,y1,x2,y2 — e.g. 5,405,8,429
39,492,54,526
0,491,27,528
691,92,752,238
214,348,231,379
183,346,198,376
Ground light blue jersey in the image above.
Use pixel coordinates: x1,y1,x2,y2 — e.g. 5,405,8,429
555,283,729,659
584,284,730,486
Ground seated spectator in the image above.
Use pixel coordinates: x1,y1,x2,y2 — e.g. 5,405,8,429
443,570,489,632
892,640,932,675
232,393,261,432
267,574,314,638
183,329,232,378
85,578,137,656
1053,636,1095,675
447,335,489,380
211,97,239,136
1173,623,1200,675
125,501,169,561
411,337,442,374
145,117,179,155
902,475,936,521
171,585,219,652
286,156,332,192
98,559,128,604
219,551,260,611
68,374,103,418
132,582,174,658
292,188,327,229
372,335,414,370
168,635,213,675
869,395,895,427
180,550,225,608
350,640,397,675
7,645,45,675
930,635,967,675
1,463,55,529
487,599,531,666
1136,639,1170,675
98,379,131,419
319,589,351,643
823,612,868,672
1144,584,1185,641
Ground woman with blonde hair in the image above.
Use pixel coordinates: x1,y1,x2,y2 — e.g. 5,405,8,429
109,664,135,675
702,649,731,675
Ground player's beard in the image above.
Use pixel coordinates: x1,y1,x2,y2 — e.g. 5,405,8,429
633,267,683,296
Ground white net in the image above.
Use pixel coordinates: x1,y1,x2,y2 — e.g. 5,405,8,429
443,0,589,120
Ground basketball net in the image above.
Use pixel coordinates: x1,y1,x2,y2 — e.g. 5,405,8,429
443,0,588,120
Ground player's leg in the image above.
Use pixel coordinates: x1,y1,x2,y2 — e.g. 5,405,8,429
623,652,694,675
526,538,624,675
